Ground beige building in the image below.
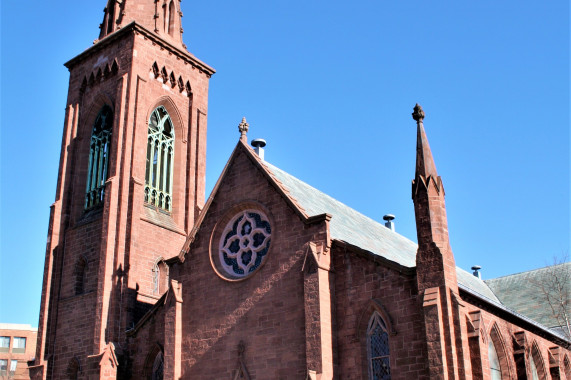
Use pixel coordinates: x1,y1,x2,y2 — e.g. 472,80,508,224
0,324,37,380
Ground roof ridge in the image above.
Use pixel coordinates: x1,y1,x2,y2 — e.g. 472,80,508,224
485,261,571,282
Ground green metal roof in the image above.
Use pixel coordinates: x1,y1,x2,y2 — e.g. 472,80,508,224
264,162,500,303
485,263,571,331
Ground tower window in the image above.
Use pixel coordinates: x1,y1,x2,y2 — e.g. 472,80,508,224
75,257,88,295
145,106,174,211
85,106,113,209
168,1,175,36
367,312,390,380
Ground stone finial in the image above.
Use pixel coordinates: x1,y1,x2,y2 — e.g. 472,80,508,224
238,117,249,142
412,103,425,123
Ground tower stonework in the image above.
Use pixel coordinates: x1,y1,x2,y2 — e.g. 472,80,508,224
412,104,472,380
30,1,214,378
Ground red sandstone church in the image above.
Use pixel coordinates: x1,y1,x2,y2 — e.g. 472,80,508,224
30,1,570,379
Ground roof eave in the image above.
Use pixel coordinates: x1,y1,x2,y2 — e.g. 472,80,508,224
64,22,215,75
458,283,571,349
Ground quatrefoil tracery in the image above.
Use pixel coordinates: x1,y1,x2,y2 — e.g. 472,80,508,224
219,211,271,277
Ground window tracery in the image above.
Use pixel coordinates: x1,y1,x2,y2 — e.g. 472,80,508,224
145,106,174,211
85,105,113,209
367,312,390,380
218,210,271,279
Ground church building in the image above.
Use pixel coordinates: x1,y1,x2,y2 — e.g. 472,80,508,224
30,1,570,379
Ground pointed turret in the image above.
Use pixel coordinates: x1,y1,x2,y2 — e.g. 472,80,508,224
413,104,438,180
98,0,185,48
411,104,457,291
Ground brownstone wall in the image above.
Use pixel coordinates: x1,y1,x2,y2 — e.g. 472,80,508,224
462,299,571,380
37,21,212,379
167,150,327,379
331,246,429,379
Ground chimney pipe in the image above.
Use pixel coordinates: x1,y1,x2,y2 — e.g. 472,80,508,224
383,214,395,232
251,139,266,161
471,265,482,279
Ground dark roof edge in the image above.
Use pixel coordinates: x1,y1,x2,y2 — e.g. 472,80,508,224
458,283,571,349
332,239,416,276
65,22,216,75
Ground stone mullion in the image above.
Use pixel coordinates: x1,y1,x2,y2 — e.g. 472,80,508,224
167,144,173,209
85,142,95,199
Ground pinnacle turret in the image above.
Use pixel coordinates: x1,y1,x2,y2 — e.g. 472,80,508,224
413,104,438,181
411,104,457,291
97,0,185,48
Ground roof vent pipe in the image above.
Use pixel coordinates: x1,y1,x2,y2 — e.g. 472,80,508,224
383,214,395,232
251,139,266,161
471,265,482,279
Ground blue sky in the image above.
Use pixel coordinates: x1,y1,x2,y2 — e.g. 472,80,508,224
0,1,569,326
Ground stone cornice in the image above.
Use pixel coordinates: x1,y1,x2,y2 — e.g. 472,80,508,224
65,22,215,76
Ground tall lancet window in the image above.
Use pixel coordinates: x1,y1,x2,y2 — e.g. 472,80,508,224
145,106,174,211
488,340,502,380
367,312,391,380
168,1,175,36
85,105,113,209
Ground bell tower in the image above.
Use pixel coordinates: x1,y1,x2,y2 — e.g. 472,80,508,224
31,1,214,378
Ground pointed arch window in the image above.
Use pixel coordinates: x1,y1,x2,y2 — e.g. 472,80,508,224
488,339,502,380
168,1,175,36
367,312,390,380
85,106,113,209
151,260,167,295
145,106,174,211
151,351,164,380
75,257,88,295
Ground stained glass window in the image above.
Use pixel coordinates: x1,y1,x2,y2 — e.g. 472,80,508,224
219,210,271,278
85,106,113,209
367,312,390,380
145,106,174,211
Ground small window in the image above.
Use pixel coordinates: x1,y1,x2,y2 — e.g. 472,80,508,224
367,312,390,380
152,351,164,380
67,358,80,380
168,1,175,36
9,360,17,376
85,105,113,209
145,106,174,211
0,336,9,352
75,257,88,295
12,337,26,354
152,261,168,295
0,360,7,376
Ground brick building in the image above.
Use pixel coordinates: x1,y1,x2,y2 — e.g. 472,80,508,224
31,0,570,379
0,324,37,380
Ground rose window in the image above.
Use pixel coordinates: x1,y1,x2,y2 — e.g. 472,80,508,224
219,210,271,278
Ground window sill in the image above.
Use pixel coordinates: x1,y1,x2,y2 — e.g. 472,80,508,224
141,204,185,235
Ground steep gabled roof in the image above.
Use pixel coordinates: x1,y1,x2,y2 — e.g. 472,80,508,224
260,161,499,303
485,263,571,332
177,140,498,300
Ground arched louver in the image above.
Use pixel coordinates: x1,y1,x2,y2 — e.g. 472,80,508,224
145,106,174,211
85,105,113,209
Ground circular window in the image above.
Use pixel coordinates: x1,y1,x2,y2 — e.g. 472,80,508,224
214,209,272,280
